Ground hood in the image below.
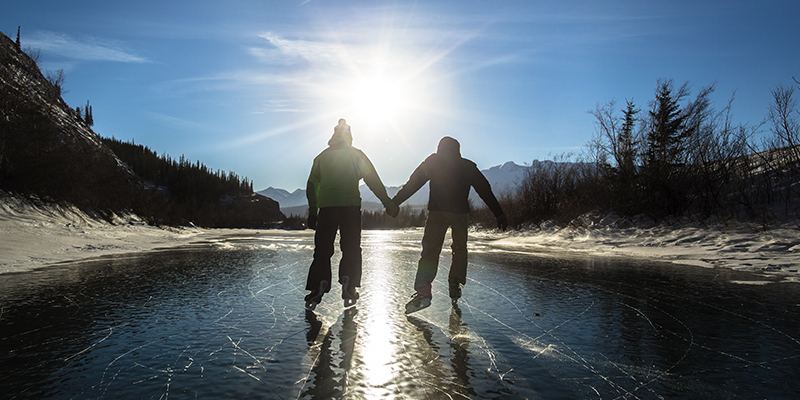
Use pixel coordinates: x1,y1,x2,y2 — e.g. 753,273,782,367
436,136,461,158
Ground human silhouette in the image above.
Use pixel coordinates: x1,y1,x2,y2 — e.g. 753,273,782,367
392,137,507,314
304,119,399,310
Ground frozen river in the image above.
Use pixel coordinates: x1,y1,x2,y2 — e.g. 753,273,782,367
1,229,799,399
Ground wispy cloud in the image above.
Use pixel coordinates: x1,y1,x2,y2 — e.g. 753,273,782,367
256,99,307,114
26,31,148,63
144,111,208,131
250,32,348,66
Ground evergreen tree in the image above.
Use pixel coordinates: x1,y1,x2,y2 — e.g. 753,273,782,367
15,26,21,49
613,99,641,213
84,100,94,126
641,79,694,217
645,80,688,169
618,99,639,177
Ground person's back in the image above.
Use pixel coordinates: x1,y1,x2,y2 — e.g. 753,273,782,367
307,121,374,210
394,137,503,217
393,136,507,314
304,119,397,311
311,142,372,208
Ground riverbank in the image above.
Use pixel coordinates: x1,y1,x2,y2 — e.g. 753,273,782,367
473,213,800,283
2,195,799,281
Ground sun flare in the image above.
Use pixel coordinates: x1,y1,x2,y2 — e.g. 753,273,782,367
314,46,452,147
348,76,410,127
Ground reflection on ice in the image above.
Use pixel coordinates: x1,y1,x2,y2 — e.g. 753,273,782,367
356,230,403,396
359,284,396,388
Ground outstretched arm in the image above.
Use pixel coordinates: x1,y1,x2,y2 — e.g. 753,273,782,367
306,161,320,229
392,159,430,207
471,168,507,230
364,171,399,217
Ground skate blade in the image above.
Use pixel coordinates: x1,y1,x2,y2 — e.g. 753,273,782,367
305,301,318,311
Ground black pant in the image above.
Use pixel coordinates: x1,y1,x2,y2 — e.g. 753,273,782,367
415,211,469,297
306,206,362,293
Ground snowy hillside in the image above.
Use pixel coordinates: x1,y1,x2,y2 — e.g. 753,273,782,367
259,161,532,212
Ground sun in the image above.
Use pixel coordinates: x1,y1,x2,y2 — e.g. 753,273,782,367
347,75,410,127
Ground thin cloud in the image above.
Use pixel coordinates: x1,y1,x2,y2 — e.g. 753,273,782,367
144,111,208,131
251,30,443,70
26,31,148,63
258,99,306,113
224,112,338,149
154,70,296,97
254,32,346,65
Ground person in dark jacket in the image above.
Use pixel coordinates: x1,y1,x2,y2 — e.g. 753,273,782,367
304,119,399,311
392,136,507,314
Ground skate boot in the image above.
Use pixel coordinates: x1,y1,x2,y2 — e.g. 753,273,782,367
449,280,462,305
341,275,359,308
405,292,432,314
304,280,329,311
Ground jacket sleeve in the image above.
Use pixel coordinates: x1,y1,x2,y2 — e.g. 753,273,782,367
306,158,321,217
363,171,392,206
392,156,432,206
471,166,504,217
356,151,392,207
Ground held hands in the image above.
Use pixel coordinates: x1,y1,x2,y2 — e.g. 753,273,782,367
385,200,400,218
307,214,317,230
496,214,508,231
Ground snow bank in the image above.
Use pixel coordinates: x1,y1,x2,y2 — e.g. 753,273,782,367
2,195,799,284
472,213,800,283
0,195,208,274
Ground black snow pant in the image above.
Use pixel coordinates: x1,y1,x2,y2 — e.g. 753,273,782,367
305,206,362,294
414,211,469,298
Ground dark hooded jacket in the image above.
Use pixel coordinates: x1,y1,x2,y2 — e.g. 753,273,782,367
392,137,504,217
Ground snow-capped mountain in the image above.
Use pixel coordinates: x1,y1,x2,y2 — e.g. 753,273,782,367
258,161,531,214
478,161,529,199
258,187,308,208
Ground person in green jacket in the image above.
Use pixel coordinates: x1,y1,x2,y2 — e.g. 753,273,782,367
392,136,507,314
304,119,399,311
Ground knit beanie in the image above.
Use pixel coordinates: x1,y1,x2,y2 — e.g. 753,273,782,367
328,118,353,146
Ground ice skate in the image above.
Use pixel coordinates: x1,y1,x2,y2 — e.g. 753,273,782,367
405,292,432,314
341,275,359,308
304,280,329,311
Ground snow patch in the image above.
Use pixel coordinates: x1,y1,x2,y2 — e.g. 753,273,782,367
671,260,715,268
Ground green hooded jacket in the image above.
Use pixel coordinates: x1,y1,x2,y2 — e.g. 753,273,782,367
306,122,391,217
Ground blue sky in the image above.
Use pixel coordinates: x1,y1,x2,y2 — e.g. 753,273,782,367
4,1,799,190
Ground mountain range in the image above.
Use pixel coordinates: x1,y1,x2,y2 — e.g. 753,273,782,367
259,161,531,215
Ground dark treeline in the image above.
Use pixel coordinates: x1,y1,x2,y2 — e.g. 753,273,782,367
102,137,253,205
99,137,284,227
362,206,427,230
472,79,800,230
291,206,425,230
